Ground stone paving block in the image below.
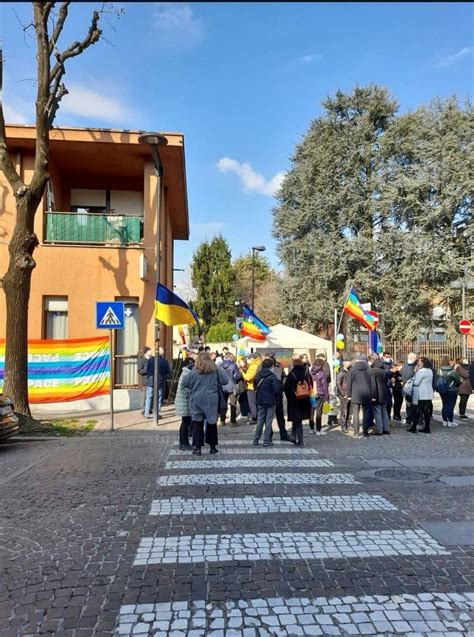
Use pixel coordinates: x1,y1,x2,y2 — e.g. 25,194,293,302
133,529,449,565
441,475,474,486
419,520,474,546
157,472,359,485
166,458,334,469
115,594,474,635
149,494,396,516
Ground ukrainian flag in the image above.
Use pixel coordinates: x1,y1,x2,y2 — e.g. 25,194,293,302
155,283,199,327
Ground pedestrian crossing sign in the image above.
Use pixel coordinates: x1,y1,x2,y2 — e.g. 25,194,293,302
96,302,125,329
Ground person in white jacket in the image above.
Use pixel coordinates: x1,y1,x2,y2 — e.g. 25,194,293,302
408,357,434,434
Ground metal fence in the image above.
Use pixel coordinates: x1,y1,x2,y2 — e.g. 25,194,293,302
380,340,473,366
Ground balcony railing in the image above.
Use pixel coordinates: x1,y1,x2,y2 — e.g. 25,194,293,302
44,211,143,245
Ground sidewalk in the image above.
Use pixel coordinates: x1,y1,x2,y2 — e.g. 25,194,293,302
33,395,473,434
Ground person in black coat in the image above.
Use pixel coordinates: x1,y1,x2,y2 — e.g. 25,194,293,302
284,355,312,446
253,358,282,446
371,359,390,435
268,353,289,441
336,360,351,430
400,353,418,425
391,361,404,422
137,346,151,415
346,353,374,437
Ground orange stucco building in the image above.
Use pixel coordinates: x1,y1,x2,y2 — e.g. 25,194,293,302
0,125,189,387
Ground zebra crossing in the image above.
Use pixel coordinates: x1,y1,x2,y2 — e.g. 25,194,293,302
149,495,397,516
116,436,473,635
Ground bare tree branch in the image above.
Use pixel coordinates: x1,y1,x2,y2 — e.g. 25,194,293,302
50,10,101,82
49,2,70,54
43,2,56,19
12,7,35,47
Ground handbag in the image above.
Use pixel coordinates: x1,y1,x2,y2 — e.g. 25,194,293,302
292,371,311,400
233,379,245,397
402,377,414,399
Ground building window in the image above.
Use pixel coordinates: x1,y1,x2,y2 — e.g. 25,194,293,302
43,297,68,339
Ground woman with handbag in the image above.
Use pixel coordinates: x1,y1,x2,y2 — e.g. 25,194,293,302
181,351,229,455
284,354,313,446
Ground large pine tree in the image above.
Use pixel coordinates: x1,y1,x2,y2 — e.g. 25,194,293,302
274,86,472,339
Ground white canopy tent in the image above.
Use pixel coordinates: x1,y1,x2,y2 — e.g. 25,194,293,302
236,323,333,363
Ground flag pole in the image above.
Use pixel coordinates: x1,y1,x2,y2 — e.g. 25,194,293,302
336,285,352,337
154,187,162,427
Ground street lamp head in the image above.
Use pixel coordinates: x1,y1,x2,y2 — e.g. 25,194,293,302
449,281,463,289
252,245,266,252
138,132,168,147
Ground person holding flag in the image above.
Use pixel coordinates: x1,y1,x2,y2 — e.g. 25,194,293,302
153,283,200,423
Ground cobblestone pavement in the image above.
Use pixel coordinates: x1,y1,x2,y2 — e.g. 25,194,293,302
0,408,473,636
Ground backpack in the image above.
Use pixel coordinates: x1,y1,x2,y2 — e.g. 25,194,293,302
437,369,461,393
292,371,311,400
436,375,448,394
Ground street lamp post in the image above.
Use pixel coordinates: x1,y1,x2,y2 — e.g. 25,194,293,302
450,277,474,358
138,132,168,426
251,245,266,310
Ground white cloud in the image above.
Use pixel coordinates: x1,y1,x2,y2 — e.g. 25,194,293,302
152,2,204,48
2,103,29,125
216,157,285,198
439,46,472,67
60,85,134,123
294,53,321,64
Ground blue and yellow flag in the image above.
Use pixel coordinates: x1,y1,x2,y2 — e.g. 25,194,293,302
155,283,199,327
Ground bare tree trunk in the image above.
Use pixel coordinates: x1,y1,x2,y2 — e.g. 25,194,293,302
2,197,39,415
0,2,102,415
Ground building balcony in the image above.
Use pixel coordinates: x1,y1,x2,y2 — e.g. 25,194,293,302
44,211,143,246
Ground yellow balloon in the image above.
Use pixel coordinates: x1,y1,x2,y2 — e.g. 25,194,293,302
336,339,344,350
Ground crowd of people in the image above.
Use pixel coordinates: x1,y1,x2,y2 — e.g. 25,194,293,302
170,346,472,454
138,342,472,453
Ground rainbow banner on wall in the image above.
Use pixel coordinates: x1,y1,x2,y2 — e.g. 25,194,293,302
0,337,110,403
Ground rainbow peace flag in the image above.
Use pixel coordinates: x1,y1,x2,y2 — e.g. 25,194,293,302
343,287,377,331
240,305,271,342
155,283,199,327
0,337,109,403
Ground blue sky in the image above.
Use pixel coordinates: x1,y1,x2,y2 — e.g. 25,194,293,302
1,2,473,294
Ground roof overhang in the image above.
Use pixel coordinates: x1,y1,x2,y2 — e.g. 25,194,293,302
5,125,190,240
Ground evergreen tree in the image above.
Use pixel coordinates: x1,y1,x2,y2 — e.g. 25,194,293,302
274,86,472,339
190,235,236,329
274,85,398,336
379,97,473,337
